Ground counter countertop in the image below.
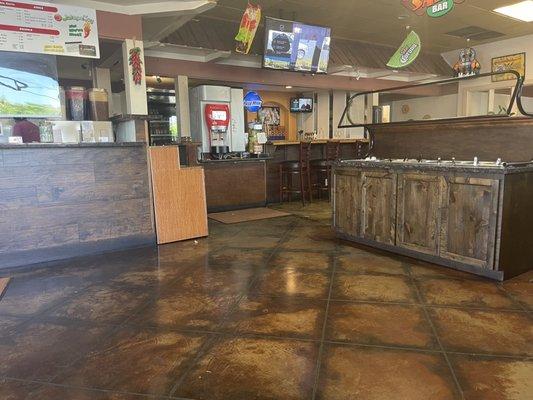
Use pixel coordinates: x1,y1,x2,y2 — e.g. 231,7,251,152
0,142,146,149
335,159,533,174
268,139,367,146
200,157,272,164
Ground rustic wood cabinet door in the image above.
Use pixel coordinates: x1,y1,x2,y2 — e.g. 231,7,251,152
440,176,500,270
361,171,397,245
334,170,361,237
397,173,441,255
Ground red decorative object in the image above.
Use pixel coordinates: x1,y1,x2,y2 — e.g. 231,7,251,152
129,47,143,85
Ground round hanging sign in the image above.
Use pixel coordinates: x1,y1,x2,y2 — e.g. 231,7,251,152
243,91,263,112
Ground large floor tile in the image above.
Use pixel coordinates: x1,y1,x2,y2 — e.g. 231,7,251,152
47,283,152,325
206,248,270,269
281,226,337,251
223,295,326,339
0,379,37,400
268,250,332,271
417,278,520,310
429,308,533,357
173,337,319,400
0,316,26,337
331,273,418,303
326,302,438,349
53,327,207,396
172,266,256,296
128,291,240,331
0,321,108,381
317,344,461,400
503,280,533,311
450,355,533,400
0,274,86,317
252,267,330,299
409,262,482,281
336,252,408,276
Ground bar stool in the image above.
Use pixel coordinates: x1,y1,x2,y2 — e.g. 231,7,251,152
312,141,340,200
279,141,313,206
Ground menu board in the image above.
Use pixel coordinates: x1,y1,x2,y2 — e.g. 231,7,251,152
0,0,99,58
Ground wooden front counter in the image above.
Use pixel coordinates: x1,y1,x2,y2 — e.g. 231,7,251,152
202,159,267,213
334,162,533,280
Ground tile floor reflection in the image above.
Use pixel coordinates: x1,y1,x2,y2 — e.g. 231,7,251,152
0,201,531,399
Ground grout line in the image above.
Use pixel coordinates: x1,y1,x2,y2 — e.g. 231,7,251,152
311,243,338,400
0,376,196,400
167,218,299,398
404,262,465,400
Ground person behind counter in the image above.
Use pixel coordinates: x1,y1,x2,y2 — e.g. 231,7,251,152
12,118,40,143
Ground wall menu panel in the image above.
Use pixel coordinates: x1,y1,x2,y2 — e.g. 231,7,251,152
0,0,99,58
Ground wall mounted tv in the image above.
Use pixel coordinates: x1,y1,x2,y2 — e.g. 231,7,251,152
263,17,331,74
290,97,314,113
0,52,61,119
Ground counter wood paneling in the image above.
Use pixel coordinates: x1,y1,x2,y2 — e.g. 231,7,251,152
0,143,155,269
202,159,267,212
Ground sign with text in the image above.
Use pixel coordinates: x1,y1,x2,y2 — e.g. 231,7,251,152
0,0,99,58
387,31,421,69
401,0,464,17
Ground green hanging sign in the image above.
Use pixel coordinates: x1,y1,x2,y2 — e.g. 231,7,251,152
387,31,421,69
427,0,454,18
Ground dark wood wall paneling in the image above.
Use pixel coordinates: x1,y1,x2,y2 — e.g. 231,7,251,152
0,145,155,269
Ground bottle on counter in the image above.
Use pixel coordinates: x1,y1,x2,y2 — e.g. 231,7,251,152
88,88,110,121
65,86,88,121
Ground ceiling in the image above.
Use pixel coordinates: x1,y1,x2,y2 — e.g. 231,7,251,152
201,0,533,53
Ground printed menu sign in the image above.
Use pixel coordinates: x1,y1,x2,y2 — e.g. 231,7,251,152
0,0,99,58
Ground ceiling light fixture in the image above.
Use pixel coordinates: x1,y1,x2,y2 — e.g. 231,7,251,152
285,85,293,89
494,1,533,22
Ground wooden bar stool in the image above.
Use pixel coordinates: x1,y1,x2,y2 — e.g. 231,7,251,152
312,141,340,200
279,141,313,206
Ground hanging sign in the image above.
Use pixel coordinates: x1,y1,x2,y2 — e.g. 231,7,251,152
427,0,454,17
401,0,463,17
243,91,263,112
235,3,262,55
0,0,99,58
387,31,421,69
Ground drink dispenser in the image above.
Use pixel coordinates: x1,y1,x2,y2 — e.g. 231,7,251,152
204,103,230,157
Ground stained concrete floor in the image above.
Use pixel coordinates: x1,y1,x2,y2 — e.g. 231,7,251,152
0,201,532,400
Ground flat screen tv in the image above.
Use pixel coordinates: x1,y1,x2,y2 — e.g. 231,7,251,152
263,17,331,74
290,97,313,113
0,51,61,118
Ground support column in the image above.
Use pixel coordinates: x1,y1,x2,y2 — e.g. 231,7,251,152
122,39,148,115
174,75,191,138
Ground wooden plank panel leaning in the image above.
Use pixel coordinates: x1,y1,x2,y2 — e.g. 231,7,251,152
149,147,208,244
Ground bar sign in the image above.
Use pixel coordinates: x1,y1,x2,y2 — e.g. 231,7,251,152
427,0,454,18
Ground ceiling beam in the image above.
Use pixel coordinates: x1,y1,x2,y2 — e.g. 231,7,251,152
97,47,123,69
58,0,216,17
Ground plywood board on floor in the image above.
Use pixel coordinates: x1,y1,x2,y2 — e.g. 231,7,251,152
0,277,11,300
149,146,208,245
208,208,291,224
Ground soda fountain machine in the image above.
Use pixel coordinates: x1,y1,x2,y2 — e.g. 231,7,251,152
189,85,246,159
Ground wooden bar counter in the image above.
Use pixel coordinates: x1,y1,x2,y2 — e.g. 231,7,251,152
265,139,369,203
0,143,155,269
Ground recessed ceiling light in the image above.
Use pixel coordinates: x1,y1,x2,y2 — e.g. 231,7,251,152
494,1,533,22
285,85,293,89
